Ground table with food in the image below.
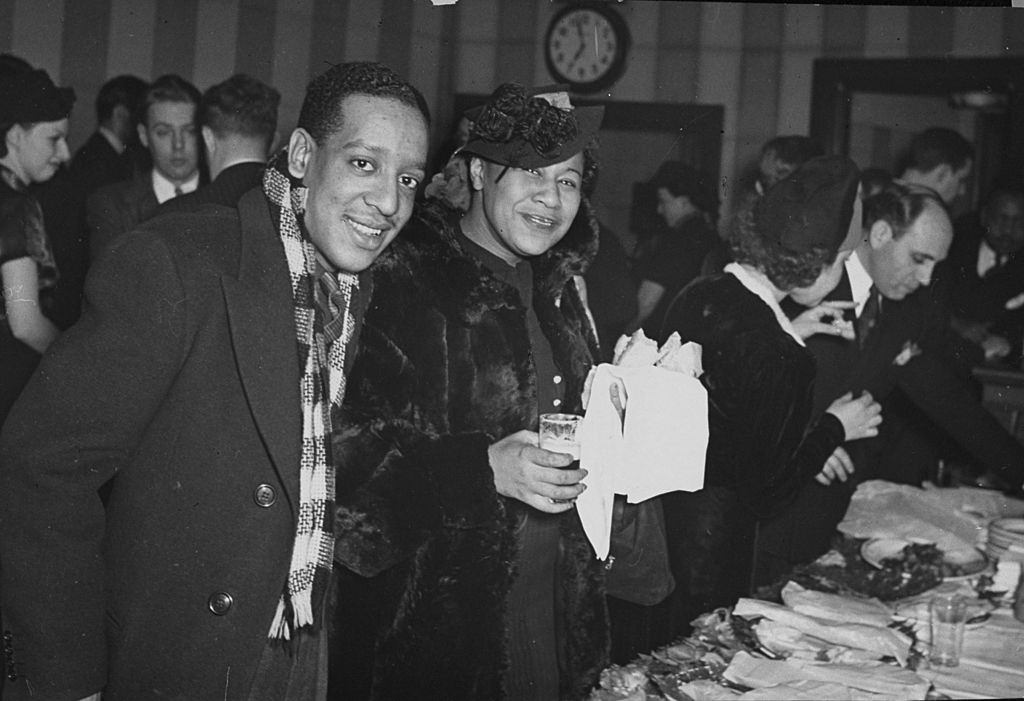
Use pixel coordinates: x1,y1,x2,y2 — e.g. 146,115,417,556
588,480,1024,701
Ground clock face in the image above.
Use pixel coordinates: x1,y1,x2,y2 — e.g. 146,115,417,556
546,6,627,92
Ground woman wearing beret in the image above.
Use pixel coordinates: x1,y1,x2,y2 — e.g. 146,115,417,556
0,69,74,426
329,84,608,700
659,156,882,635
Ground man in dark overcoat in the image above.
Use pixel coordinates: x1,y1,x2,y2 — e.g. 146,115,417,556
0,61,429,701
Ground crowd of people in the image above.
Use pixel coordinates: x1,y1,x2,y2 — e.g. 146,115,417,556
1,54,1024,701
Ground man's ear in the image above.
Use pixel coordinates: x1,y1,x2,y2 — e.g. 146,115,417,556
468,157,486,191
868,219,893,249
201,126,216,160
137,122,149,149
287,128,314,180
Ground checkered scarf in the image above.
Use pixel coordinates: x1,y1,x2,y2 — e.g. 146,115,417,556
263,152,358,639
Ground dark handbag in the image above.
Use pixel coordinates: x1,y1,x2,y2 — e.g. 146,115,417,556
604,494,676,606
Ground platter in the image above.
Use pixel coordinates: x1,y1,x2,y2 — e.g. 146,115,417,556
861,538,988,579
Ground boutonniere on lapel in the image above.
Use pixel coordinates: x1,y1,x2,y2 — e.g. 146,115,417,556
893,340,922,367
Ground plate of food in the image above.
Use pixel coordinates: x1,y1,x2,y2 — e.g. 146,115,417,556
861,538,988,580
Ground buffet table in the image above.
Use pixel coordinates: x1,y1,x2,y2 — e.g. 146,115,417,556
590,482,1024,701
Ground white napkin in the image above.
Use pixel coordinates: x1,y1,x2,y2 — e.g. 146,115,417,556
576,362,709,559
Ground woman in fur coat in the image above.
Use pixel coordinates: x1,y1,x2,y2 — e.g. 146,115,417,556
328,84,609,700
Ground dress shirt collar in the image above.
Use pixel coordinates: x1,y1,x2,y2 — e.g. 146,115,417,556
977,239,1000,278
847,250,875,316
724,262,805,347
151,168,199,204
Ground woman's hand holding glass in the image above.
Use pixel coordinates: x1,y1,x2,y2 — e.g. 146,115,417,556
488,430,587,513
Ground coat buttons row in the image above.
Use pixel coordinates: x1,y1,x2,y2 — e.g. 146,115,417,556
208,591,233,615
253,483,276,507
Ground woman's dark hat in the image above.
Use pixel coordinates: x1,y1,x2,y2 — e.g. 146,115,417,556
459,83,603,169
755,155,861,255
0,69,75,124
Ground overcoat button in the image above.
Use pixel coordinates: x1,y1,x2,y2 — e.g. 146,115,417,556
208,591,233,615
253,484,277,508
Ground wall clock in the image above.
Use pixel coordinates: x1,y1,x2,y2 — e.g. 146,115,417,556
545,2,630,94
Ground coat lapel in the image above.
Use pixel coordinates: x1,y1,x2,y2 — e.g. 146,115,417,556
222,189,302,510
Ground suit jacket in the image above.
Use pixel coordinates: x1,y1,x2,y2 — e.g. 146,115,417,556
158,161,266,215
933,214,1024,342
760,274,1024,573
0,190,308,700
70,132,136,197
86,172,159,262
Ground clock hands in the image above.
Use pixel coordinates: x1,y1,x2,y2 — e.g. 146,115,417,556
570,18,586,68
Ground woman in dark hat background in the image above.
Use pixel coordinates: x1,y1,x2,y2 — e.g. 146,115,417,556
657,155,882,637
329,83,608,699
0,68,74,426
627,159,720,340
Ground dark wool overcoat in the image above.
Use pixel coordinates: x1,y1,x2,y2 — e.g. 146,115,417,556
328,199,610,700
0,189,320,700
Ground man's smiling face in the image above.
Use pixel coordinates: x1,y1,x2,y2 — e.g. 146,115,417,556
288,94,428,273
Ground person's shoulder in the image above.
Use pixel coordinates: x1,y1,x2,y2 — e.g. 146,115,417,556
131,203,243,274
88,174,143,208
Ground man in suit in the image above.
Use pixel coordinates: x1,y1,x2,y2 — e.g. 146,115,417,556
898,126,973,207
86,74,201,260
70,74,149,197
0,61,430,701
160,73,279,214
936,184,1024,364
756,181,1024,585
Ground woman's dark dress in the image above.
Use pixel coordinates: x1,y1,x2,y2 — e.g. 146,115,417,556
0,179,58,426
660,273,844,633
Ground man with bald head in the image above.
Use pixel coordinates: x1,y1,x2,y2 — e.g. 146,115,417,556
756,182,1024,585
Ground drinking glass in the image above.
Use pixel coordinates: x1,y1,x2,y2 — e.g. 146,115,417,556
929,593,967,667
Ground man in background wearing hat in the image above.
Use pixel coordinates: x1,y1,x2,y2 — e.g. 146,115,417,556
761,181,1024,584
626,160,719,340
1,61,429,701
328,83,608,700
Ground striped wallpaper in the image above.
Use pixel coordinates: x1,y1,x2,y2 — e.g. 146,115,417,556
2,0,1021,215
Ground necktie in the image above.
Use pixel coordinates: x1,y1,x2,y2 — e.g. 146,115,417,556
857,287,880,348
174,186,183,198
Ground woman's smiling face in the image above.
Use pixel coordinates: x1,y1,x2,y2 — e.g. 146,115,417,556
467,153,584,265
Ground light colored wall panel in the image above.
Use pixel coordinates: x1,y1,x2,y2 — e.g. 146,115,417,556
783,4,823,48
864,5,909,58
459,0,499,43
699,2,744,50
344,0,383,62
455,42,496,95
272,0,314,135
193,0,239,90
696,48,741,208
776,50,816,136
620,1,660,50
614,45,657,102
107,0,157,79
952,7,1004,56
11,0,65,79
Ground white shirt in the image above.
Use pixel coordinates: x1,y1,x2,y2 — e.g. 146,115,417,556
724,262,805,347
98,126,125,155
847,250,875,317
151,169,199,204
976,240,1004,278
